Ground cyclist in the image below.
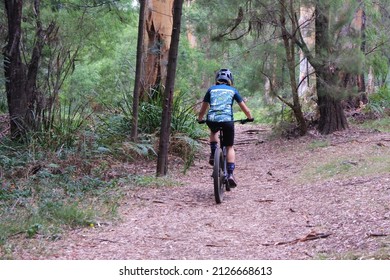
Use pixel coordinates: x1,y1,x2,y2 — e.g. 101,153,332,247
197,69,253,187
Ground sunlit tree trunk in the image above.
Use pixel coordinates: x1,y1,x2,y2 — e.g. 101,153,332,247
185,0,197,48
366,3,380,96
142,0,174,100
298,4,316,105
156,0,183,176
367,66,375,95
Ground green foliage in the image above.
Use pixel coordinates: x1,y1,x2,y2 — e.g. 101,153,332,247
370,54,389,86
307,140,330,150
138,97,163,135
176,33,220,99
0,140,131,248
128,174,181,188
301,146,390,182
361,116,390,133
54,4,138,115
171,134,202,174
171,90,205,139
0,95,6,114
19,98,93,151
39,202,95,227
116,87,205,139
366,86,390,116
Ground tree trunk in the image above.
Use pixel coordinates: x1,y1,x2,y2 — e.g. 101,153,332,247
4,0,29,138
185,0,197,48
353,8,367,97
279,0,307,135
341,8,367,109
131,0,147,141
4,0,47,139
367,66,375,95
317,78,348,134
298,4,316,99
156,0,183,177
315,3,348,134
142,0,174,100
298,3,317,121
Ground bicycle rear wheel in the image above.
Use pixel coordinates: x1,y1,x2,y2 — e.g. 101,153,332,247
213,148,224,204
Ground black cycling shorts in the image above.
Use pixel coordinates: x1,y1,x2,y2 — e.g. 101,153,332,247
207,121,235,147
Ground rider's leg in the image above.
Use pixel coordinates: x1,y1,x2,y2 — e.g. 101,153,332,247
226,146,235,163
226,146,235,175
226,146,237,187
210,131,218,143
209,131,218,165
223,122,237,186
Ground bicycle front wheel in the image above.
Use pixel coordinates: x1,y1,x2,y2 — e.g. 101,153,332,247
213,148,224,204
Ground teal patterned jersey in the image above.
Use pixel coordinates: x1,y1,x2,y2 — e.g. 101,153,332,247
203,84,243,122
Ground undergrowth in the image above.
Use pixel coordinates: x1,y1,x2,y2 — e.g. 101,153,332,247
0,136,127,252
0,89,204,259
0,129,185,258
299,117,390,183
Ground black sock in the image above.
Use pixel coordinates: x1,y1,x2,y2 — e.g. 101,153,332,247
210,142,217,156
227,162,235,175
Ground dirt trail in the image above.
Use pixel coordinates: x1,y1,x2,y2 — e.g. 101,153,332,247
10,125,390,259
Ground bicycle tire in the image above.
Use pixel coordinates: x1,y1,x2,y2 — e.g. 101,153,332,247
223,147,230,192
213,148,224,204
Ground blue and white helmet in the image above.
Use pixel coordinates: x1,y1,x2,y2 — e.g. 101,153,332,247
215,68,234,85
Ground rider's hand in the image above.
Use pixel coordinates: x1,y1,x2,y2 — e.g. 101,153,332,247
240,118,254,124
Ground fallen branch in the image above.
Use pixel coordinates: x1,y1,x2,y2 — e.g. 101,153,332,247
255,199,274,203
235,140,259,145
206,244,227,248
367,233,389,238
152,200,165,204
262,232,331,246
97,238,123,244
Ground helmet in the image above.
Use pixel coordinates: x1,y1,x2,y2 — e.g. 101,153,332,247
215,68,234,85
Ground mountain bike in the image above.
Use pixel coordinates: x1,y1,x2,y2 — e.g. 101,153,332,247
198,118,254,204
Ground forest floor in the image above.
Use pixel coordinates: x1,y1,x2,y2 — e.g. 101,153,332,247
4,123,390,260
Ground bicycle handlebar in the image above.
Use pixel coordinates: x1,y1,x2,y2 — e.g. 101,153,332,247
197,118,254,124
237,118,254,124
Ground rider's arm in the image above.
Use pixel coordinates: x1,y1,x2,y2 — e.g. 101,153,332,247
238,101,253,120
198,102,209,122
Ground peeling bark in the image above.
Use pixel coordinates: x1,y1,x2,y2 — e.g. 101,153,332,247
142,0,174,100
156,0,183,176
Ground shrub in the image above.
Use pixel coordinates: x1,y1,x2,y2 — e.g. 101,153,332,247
366,86,390,116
